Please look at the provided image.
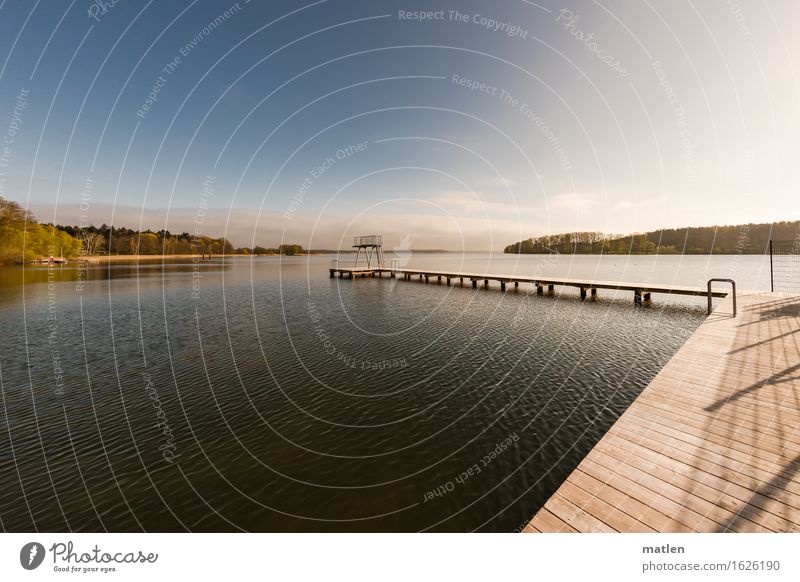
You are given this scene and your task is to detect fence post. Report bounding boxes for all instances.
[769,239,774,292]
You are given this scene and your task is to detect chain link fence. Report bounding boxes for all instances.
[770,240,800,292]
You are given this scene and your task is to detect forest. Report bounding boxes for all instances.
[504,221,800,255]
[0,197,80,263]
[0,196,306,263]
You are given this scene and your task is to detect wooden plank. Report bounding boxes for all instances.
[637,391,800,443]
[577,457,700,532]
[544,493,617,532]
[557,476,656,532]
[612,418,800,499]
[571,465,693,533]
[528,508,579,533]
[589,446,766,531]
[602,431,794,531]
[603,430,800,528]
[570,450,721,531]
[627,399,800,458]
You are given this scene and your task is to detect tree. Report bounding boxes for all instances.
[37,225,81,258]
[80,231,106,255]
[0,197,33,263]
[0,197,81,263]
[279,244,304,255]
[137,232,160,254]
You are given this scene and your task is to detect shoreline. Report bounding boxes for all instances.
[78,253,316,262]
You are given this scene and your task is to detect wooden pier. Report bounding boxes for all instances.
[524,291,800,533]
[330,258,799,531]
[329,265,728,305]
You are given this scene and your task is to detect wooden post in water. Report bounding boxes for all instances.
[484,279,489,289]
[501,281,506,292]
[634,289,651,305]
[472,279,477,289]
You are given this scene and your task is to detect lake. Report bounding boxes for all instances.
[0,253,769,531]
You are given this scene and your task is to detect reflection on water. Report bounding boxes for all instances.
[0,254,764,531]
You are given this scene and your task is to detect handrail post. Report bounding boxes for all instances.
[707,278,736,317]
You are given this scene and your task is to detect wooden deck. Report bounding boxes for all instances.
[330,266,728,303]
[524,291,800,533]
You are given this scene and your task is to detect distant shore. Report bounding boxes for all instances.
[70,250,457,262]
[6,250,465,266]
[78,253,316,262]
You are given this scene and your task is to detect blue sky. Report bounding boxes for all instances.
[0,0,798,250]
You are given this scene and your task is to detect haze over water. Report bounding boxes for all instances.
[0,254,767,531]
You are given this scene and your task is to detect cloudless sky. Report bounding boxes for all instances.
[0,0,798,249]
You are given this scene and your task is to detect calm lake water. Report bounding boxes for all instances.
[0,254,770,532]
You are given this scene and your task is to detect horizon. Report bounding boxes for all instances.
[0,1,797,251]
[30,206,800,252]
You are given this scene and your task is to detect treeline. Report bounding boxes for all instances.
[0,197,81,263]
[54,224,235,256]
[0,196,307,264]
[52,225,307,257]
[504,221,800,255]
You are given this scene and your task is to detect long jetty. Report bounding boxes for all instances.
[329,265,728,304]
[330,262,800,532]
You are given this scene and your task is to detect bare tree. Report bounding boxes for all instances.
[80,231,106,255]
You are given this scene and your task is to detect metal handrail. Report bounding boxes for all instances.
[707,278,736,316]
